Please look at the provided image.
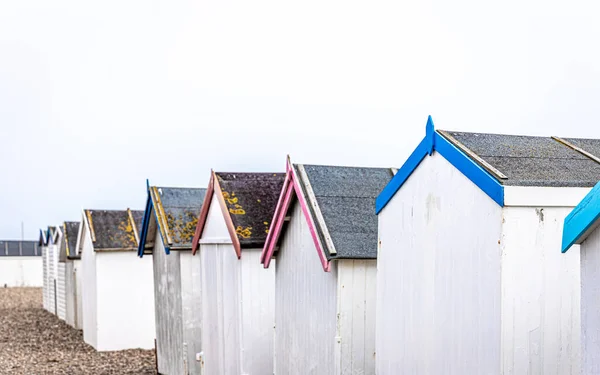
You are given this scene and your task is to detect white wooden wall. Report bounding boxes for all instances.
[0,257,42,287]
[376,152,503,374]
[42,247,48,310]
[74,259,83,330]
[337,259,377,375]
[581,225,600,375]
[57,262,66,320]
[47,244,58,315]
[200,193,275,375]
[65,261,76,327]
[95,251,155,351]
[201,242,242,375]
[274,202,338,375]
[81,225,98,349]
[501,206,581,375]
[180,251,203,375]
[153,234,185,375]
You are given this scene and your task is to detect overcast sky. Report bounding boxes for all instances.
[1,0,600,239]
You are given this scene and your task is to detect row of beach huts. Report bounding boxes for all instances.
[10,117,600,374]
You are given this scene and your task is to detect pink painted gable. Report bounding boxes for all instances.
[261,158,331,272]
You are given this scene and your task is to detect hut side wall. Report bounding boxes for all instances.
[274,202,338,375]
[65,261,76,327]
[201,242,242,375]
[376,152,503,374]
[501,206,580,375]
[337,259,377,375]
[0,257,42,287]
[57,261,66,320]
[239,248,274,374]
[153,234,185,375]
[74,259,83,329]
[95,251,155,351]
[42,247,48,309]
[581,225,600,374]
[47,244,58,314]
[180,251,203,375]
[81,226,98,349]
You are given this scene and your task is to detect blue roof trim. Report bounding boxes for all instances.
[434,132,504,206]
[375,116,504,214]
[137,190,153,258]
[562,181,600,253]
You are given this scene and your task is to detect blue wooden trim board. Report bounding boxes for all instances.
[562,181,600,253]
[137,188,153,258]
[375,116,505,214]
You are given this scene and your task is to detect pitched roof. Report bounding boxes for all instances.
[192,172,286,257]
[64,221,80,259]
[376,116,600,213]
[138,186,206,255]
[562,181,600,253]
[83,209,143,251]
[0,241,40,256]
[262,160,394,270]
[443,131,600,187]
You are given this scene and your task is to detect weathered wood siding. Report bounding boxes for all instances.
[274,202,338,375]
[95,251,155,351]
[152,230,203,375]
[501,206,580,375]
[47,244,58,315]
[200,193,275,375]
[376,152,503,374]
[153,235,183,375]
[581,225,600,375]
[57,262,66,320]
[337,259,377,375]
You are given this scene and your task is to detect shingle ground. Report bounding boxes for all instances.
[0,288,155,375]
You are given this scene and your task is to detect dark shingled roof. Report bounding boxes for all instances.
[64,221,80,259]
[0,241,40,256]
[216,172,286,248]
[152,187,206,248]
[443,131,600,187]
[294,164,394,260]
[85,209,143,250]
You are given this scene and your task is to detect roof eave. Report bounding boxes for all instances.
[562,180,600,253]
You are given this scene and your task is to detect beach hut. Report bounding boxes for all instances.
[41,226,59,314]
[77,208,155,351]
[0,240,42,287]
[60,221,83,329]
[374,117,600,374]
[190,171,285,375]
[137,186,206,375]
[261,159,393,375]
[39,230,49,309]
[562,181,600,374]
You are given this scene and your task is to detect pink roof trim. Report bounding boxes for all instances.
[261,158,330,272]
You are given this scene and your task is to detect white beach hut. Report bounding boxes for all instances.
[261,159,393,375]
[60,221,83,329]
[0,240,42,287]
[41,226,59,314]
[562,180,600,374]
[375,117,600,374]
[190,171,284,375]
[77,208,155,351]
[137,185,206,375]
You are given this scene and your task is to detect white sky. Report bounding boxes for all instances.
[1,0,600,238]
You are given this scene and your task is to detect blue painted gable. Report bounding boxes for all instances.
[562,180,600,253]
[137,180,170,257]
[375,116,505,214]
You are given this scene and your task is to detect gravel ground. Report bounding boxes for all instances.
[0,288,156,375]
